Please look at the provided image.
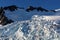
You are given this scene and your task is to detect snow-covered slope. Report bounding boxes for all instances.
[4,9,60,22]
[0,15,60,40]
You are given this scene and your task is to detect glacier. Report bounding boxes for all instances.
[0,15,60,40]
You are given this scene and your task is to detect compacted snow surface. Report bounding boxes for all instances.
[0,15,60,40]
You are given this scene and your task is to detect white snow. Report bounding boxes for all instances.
[55,9,60,11]
[44,16,60,21]
[0,15,60,40]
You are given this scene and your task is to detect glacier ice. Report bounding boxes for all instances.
[0,15,60,40]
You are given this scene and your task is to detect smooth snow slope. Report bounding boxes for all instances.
[4,9,60,21]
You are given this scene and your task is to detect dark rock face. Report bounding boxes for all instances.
[26,6,56,12]
[3,5,18,11]
[26,6,49,12]
[0,16,14,25]
[26,6,36,12]
[0,7,14,26]
[37,7,49,12]
[3,5,24,12]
